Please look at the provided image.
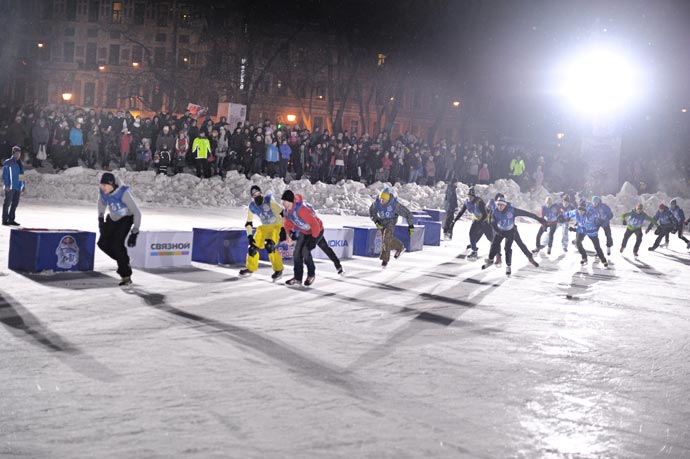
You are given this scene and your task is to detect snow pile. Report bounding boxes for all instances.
[20,167,690,223]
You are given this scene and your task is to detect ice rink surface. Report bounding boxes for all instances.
[1,201,690,458]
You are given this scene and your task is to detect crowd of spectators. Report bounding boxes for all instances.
[1,102,685,196]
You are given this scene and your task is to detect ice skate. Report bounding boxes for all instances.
[337,266,345,276]
[118,276,132,286]
[505,265,511,275]
[528,257,539,267]
[304,276,315,287]
[239,268,253,277]
[580,258,588,265]
[467,250,478,260]
[271,270,283,282]
[481,258,494,270]
[606,246,611,256]
[547,247,551,255]
[381,260,388,269]
[285,277,301,286]
[620,246,625,253]
[494,254,502,267]
[531,245,543,254]
[394,247,406,259]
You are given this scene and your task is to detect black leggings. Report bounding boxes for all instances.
[97,215,133,277]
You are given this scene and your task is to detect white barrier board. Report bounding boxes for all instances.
[128,231,193,269]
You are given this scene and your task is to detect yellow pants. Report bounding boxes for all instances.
[246,223,284,272]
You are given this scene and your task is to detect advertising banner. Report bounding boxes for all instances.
[129,231,193,269]
[9,229,96,273]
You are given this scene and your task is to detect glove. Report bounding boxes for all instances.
[279,227,287,242]
[645,227,651,234]
[127,231,139,248]
[568,227,576,233]
[98,217,105,231]
[374,219,383,230]
[289,230,297,241]
[247,234,255,246]
[408,225,415,236]
[305,236,318,251]
[621,218,626,225]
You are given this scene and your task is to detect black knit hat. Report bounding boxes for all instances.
[250,185,261,195]
[467,187,476,197]
[281,190,295,203]
[100,172,116,186]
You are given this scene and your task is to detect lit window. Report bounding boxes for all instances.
[112,1,123,23]
[377,53,386,66]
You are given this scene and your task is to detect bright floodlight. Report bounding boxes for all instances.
[560,48,637,116]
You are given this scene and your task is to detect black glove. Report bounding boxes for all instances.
[305,236,318,251]
[568,227,577,233]
[247,234,255,246]
[289,230,297,241]
[374,219,383,229]
[98,217,105,231]
[127,231,139,247]
[279,227,287,242]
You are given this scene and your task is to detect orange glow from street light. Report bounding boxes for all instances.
[37,43,44,48]
[682,108,688,113]
[62,93,73,102]
[452,101,460,107]
[132,62,140,67]
[98,65,106,71]
[286,114,297,123]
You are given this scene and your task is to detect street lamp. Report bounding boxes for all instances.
[682,108,688,113]
[37,43,44,48]
[132,62,140,67]
[98,65,106,71]
[452,101,460,107]
[62,92,73,102]
[286,114,297,123]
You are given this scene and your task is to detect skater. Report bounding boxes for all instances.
[239,185,284,281]
[564,201,608,267]
[533,196,561,255]
[591,196,614,255]
[646,203,678,251]
[369,187,414,268]
[665,198,690,249]
[451,186,493,259]
[97,172,142,286]
[556,193,575,252]
[620,203,656,257]
[482,195,542,275]
[281,190,323,286]
[443,179,458,240]
[2,146,25,226]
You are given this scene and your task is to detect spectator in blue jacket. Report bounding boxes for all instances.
[2,146,26,226]
[565,202,608,267]
[69,122,84,167]
[279,139,291,179]
[265,140,279,178]
[590,196,614,255]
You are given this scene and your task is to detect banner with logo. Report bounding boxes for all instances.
[129,231,193,269]
[313,228,354,260]
[187,103,208,120]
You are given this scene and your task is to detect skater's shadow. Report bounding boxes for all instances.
[140,266,236,284]
[657,252,690,267]
[123,286,362,393]
[17,271,115,290]
[0,290,119,381]
[564,265,616,300]
[621,256,665,277]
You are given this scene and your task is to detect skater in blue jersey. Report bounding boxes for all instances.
[97,172,142,286]
[665,198,690,249]
[590,196,614,255]
[532,196,561,255]
[646,203,678,251]
[482,195,542,275]
[451,187,493,260]
[239,185,284,281]
[564,202,608,266]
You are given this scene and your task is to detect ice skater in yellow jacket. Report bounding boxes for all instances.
[239,185,285,281]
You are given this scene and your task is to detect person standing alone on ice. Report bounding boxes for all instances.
[369,187,414,268]
[239,185,284,281]
[281,190,323,287]
[2,146,25,226]
[97,172,142,286]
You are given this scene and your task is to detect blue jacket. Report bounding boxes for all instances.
[565,208,600,237]
[541,203,562,224]
[2,157,26,191]
[651,208,678,229]
[670,206,685,228]
[488,200,541,232]
[279,144,292,160]
[621,209,656,230]
[591,203,614,224]
[69,127,84,146]
[266,144,279,162]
